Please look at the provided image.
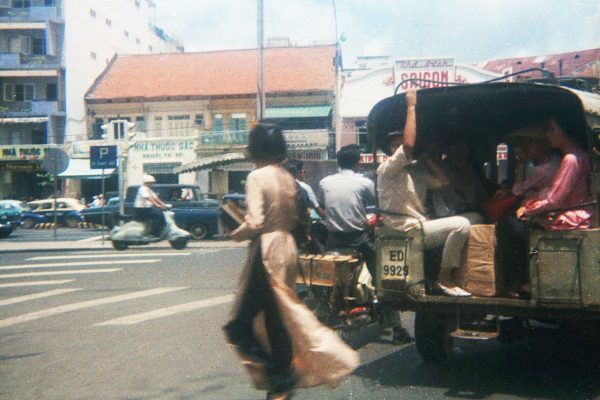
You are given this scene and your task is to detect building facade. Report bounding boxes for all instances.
[0,0,181,200]
[83,45,335,198]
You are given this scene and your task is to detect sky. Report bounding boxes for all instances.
[151,0,600,67]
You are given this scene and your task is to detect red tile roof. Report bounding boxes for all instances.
[87,46,335,101]
[477,48,600,77]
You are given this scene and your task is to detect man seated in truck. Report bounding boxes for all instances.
[376,89,474,297]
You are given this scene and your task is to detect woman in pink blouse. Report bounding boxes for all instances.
[516,119,592,230]
[497,118,592,298]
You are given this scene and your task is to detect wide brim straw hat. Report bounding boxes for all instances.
[505,122,548,145]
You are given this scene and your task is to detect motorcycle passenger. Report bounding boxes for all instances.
[134,174,166,236]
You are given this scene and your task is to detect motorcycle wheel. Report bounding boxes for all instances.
[170,238,188,250]
[112,240,128,251]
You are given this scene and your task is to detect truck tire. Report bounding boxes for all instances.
[414,311,453,363]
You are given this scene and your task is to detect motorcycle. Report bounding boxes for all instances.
[109,206,191,250]
[296,212,387,337]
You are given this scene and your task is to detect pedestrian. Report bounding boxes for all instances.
[223,122,359,400]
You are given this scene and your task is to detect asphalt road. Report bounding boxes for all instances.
[1,247,599,400]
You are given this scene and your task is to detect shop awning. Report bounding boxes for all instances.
[265,105,331,119]
[58,158,115,179]
[0,117,48,124]
[174,152,247,174]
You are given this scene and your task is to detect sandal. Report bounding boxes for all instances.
[435,282,471,297]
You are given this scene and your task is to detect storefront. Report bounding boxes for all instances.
[0,144,54,200]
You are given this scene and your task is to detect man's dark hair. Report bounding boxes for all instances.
[247,122,287,162]
[336,144,361,169]
[379,130,403,156]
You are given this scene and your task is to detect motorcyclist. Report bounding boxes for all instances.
[134,174,166,236]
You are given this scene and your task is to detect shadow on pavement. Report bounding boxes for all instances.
[354,334,600,400]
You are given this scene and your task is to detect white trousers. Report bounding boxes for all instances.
[422,212,483,272]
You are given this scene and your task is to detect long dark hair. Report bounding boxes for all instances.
[247,122,287,163]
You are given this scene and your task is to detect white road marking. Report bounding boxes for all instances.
[0,259,159,271]
[0,269,121,279]
[0,287,187,329]
[0,288,82,306]
[96,294,235,326]
[28,253,190,261]
[78,235,105,242]
[0,279,75,288]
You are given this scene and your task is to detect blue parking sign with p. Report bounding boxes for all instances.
[90,145,117,169]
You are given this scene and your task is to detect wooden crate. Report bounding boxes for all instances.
[296,254,359,287]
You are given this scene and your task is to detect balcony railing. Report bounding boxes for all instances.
[0,100,58,116]
[0,52,61,69]
[0,5,61,20]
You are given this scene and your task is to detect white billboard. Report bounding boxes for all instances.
[394,58,453,91]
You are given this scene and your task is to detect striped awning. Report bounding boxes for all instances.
[174,152,247,174]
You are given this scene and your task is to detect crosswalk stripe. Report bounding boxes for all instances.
[0,287,187,329]
[28,253,191,261]
[0,280,75,288]
[95,294,234,326]
[0,288,82,306]
[0,269,121,279]
[78,235,104,242]
[0,260,159,271]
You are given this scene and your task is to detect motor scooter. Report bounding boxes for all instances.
[109,206,191,250]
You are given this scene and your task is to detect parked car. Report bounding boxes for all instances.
[20,198,85,229]
[0,200,23,229]
[79,197,120,228]
[95,185,220,240]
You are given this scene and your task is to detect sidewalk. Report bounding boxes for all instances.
[0,237,247,254]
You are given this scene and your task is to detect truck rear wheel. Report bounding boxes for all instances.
[414,311,453,363]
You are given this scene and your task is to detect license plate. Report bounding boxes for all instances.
[380,246,409,280]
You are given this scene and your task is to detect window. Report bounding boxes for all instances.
[105,18,112,27]
[136,37,141,45]
[167,115,191,137]
[44,0,55,6]
[194,114,205,127]
[90,51,97,60]
[228,113,247,132]
[4,83,34,101]
[355,120,368,152]
[32,38,46,55]
[135,0,140,7]
[92,118,104,139]
[12,0,31,8]
[124,30,129,38]
[213,114,223,132]
[135,116,145,132]
[148,45,153,52]
[154,116,163,137]
[45,83,57,101]
[90,8,96,17]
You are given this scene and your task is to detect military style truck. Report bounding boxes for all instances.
[367,82,600,362]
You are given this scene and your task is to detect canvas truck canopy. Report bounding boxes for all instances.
[367,82,592,156]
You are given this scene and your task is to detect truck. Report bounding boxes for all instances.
[366,81,600,362]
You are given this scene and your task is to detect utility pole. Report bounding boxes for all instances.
[257,0,265,121]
